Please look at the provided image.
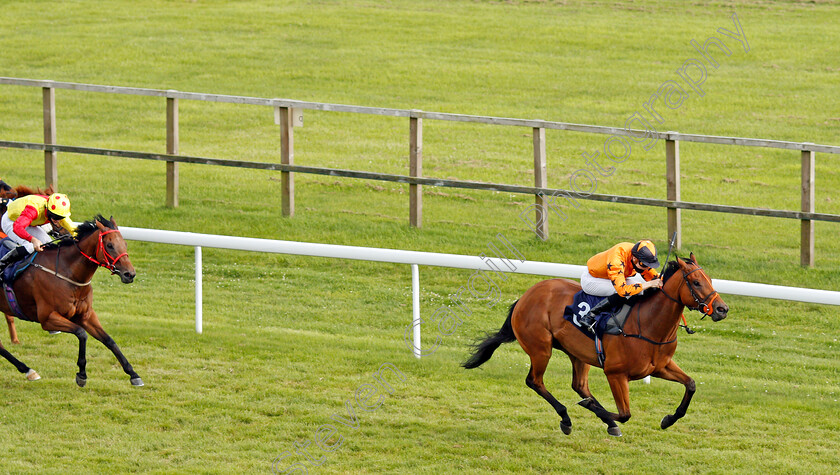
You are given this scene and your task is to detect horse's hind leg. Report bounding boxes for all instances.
[524,347,573,435]
[6,314,19,344]
[0,341,39,381]
[569,357,621,435]
[652,359,695,429]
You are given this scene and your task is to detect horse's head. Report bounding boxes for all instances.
[664,253,729,321]
[92,216,136,284]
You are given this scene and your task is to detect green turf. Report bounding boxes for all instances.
[0,0,839,473]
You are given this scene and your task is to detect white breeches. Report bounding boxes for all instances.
[580,271,644,297]
[1,213,52,253]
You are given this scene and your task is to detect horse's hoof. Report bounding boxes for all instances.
[76,375,87,387]
[661,415,673,429]
[560,422,572,435]
[25,369,41,381]
[607,426,622,437]
[130,377,144,387]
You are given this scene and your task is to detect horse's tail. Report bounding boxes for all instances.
[462,300,519,369]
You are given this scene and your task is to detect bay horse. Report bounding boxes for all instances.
[463,254,728,436]
[0,183,55,344]
[0,214,143,387]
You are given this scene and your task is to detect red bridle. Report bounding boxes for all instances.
[77,229,128,274]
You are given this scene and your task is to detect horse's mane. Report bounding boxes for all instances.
[14,184,54,197]
[660,259,682,283]
[45,215,115,248]
[633,258,681,305]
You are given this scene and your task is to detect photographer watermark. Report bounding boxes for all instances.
[520,12,749,239]
[402,233,525,357]
[271,362,407,474]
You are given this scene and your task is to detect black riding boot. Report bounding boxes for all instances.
[0,246,29,276]
[579,293,625,331]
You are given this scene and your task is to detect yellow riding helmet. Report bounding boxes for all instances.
[47,193,71,218]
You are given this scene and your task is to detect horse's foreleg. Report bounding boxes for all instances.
[81,311,143,387]
[652,359,695,429]
[40,311,88,387]
[5,314,19,344]
[570,357,621,432]
[603,372,632,437]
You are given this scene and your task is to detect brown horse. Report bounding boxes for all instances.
[0,183,56,344]
[463,254,728,436]
[0,214,143,386]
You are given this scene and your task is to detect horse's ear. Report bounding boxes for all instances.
[676,256,688,268]
[110,216,117,226]
[689,252,697,264]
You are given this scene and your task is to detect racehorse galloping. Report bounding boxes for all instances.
[463,254,728,436]
[0,214,143,387]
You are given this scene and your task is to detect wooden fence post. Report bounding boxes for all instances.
[666,136,681,249]
[801,147,815,267]
[533,127,547,240]
[166,96,179,208]
[279,107,294,217]
[42,86,57,188]
[410,112,422,228]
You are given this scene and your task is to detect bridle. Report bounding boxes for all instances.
[75,228,128,275]
[661,265,720,317]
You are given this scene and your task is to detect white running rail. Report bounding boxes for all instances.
[118,227,840,356]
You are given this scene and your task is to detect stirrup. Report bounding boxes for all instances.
[579,314,597,332]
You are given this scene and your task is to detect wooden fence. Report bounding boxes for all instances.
[2,77,839,267]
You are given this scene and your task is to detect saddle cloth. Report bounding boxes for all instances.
[0,238,36,283]
[563,290,632,340]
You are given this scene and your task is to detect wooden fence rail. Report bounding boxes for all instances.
[2,77,839,266]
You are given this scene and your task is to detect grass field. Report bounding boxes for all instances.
[1,0,839,473]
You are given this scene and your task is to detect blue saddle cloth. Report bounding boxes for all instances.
[0,239,37,283]
[563,291,614,341]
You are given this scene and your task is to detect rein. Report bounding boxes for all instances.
[619,301,678,346]
[618,263,719,345]
[32,263,91,287]
[31,227,127,286]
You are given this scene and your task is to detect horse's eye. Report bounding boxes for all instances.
[693,280,701,286]
[106,243,115,250]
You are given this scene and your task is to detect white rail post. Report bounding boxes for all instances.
[411,264,421,358]
[195,246,203,334]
